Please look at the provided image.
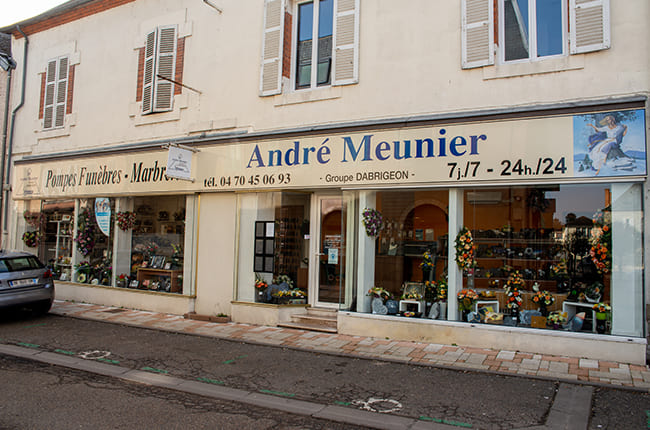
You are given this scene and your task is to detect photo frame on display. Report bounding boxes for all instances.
[129,280,139,288]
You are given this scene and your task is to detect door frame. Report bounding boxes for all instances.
[308,192,344,309]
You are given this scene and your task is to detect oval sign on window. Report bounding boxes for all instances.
[95,198,111,237]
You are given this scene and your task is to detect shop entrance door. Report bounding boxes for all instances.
[313,194,345,308]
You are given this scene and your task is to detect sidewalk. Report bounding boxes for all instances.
[50,300,650,391]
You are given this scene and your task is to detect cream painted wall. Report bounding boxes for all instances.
[6,0,649,158]
[194,193,237,317]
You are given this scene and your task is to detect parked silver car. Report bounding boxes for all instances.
[0,251,54,315]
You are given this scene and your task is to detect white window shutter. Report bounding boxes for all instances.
[461,0,494,69]
[570,0,610,54]
[43,60,57,129]
[142,30,157,114]
[153,25,177,111]
[260,0,284,96]
[54,57,68,127]
[332,0,359,86]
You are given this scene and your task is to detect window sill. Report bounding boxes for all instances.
[129,93,188,126]
[274,86,342,107]
[483,54,585,80]
[35,113,76,142]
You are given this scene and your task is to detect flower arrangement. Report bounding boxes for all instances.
[367,286,390,300]
[361,208,384,238]
[255,273,268,291]
[171,243,183,256]
[22,230,40,248]
[532,290,555,308]
[457,288,479,312]
[592,302,611,314]
[273,274,294,288]
[550,260,568,279]
[145,242,159,258]
[590,207,611,274]
[74,208,96,257]
[420,250,435,270]
[504,271,524,309]
[584,282,602,302]
[116,211,137,231]
[506,271,526,290]
[401,292,423,300]
[547,312,567,327]
[454,227,475,271]
[424,280,438,302]
[23,210,44,228]
[437,277,448,301]
[272,289,306,298]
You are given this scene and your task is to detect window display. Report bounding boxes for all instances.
[237,192,310,303]
[73,199,114,285]
[129,196,186,293]
[352,184,642,337]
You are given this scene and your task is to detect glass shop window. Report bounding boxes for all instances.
[73,198,115,285]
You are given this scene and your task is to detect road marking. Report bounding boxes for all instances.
[141,366,168,374]
[197,377,225,385]
[352,398,402,414]
[420,416,473,428]
[79,350,111,360]
[23,323,46,328]
[223,354,247,364]
[97,358,120,364]
[16,342,39,348]
[55,349,76,355]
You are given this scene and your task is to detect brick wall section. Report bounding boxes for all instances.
[38,72,46,120]
[66,64,75,114]
[282,11,292,79]
[136,47,144,102]
[174,37,185,95]
[11,0,137,38]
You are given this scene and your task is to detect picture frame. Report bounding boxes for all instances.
[164,262,172,270]
[129,280,139,288]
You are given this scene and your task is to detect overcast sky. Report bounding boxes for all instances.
[1,0,69,28]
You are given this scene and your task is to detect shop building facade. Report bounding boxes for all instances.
[2,0,648,364]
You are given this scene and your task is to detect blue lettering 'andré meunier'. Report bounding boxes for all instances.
[245,131,486,168]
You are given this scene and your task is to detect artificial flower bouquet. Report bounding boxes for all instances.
[457,288,479,312]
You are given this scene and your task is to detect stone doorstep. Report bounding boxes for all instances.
[291,314,337,328]
[277,321,338,334]
[183,312,231,323]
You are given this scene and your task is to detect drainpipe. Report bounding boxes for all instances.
[1,26,28,247]
[0,53,16,249]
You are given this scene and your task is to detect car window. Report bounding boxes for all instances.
[0,257,44,273]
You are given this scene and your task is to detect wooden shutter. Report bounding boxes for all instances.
[154,26,177,111]
[43,57,68,129]
[43,60,57,129]
[142,30,156,113]
[461,0,494,69]
[54,57,68,127]
[332,0,359,86]
[570,0,610,54]
[260,0,284,96]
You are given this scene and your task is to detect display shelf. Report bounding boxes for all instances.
[137,268,182,293]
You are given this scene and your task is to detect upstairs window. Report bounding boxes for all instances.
[41,56,69,129]
[461,0,610,69]
[260,0,359,96]
[296,0,333,89]
[500,0,565,62]
[141,25,177,114]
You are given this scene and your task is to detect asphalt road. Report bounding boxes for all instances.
[0,311,648,429]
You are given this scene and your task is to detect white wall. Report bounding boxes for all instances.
[194,192,237,316]
[7,0,649,158]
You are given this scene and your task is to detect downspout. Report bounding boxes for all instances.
[0,57,13,248]
[2,25,28,246]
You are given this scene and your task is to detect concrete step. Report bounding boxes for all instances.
[277,321,338,333]
[278,307,338,333]
[292,314,337,329]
